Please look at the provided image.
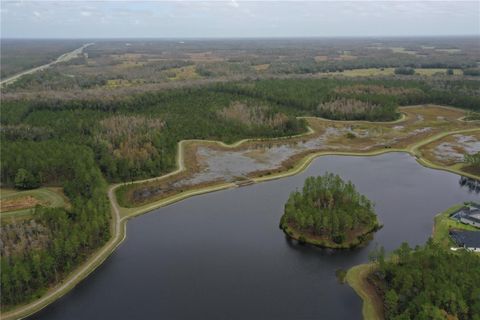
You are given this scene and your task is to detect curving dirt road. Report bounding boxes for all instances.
[3,107,479,320]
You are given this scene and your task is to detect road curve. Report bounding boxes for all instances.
[2,185,123,320]
[3,108,479,320]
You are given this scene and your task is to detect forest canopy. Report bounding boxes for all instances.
[280,173,379,248]
[1,76,478,308]
[369,240,480,320]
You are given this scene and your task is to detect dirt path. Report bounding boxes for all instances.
[3,107,479,320]
[0,43,93,87]
[2,186,122,320]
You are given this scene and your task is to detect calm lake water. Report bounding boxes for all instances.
[32,153,479,320]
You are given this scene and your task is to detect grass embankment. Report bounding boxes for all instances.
[280,222,380,249]
[6,106,479,320]
[408,128,480,181]
[117,105,479,209]
[0,187,68,219]
[116,125,316,209]
[417,130,480,177]
[346,264,384,320]
[0,185,124,320]
[346,203,480,320]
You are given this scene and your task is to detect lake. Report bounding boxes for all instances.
[31,152,479,320]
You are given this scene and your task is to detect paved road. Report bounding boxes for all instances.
[0,43,93,87]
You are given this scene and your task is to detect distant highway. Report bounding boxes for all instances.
[0,43,94,87]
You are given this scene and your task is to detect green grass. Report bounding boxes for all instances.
[345,264,383,320]
[0,187,68,218]
[432,203,478,249]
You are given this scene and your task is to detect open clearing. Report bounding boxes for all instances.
[418,131,480,175]
[0,188,68,218]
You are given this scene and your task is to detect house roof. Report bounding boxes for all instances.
[452,205,480,224]
[468,212,480,223]
[450,230,480,248]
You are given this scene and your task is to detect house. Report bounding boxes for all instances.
[449,230,480,252]
[450,203,480,228]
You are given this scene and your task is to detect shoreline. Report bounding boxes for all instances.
[280,221,381,249]
[345,203,480,320]
[3,106,479,320]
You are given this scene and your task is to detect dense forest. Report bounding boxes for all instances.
[1,90,305,183]
[0,39,85,79]
[5,37,479,92]
[0,142,110,306]
[280,173,379,247]
[369,240,480,320]
[1,76,479,307]
[3,78,480,184]
[213,78,480,118]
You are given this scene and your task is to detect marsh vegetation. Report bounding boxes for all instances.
[1,38,479,315]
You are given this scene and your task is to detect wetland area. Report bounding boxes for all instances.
[31,153,479,320]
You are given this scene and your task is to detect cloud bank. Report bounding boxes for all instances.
[1,1,479,38]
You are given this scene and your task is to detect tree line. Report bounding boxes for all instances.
[281,173,378,245]
[2,78,479,184]
[1,142,110,306]
[369,240,480,320]
[1,77,478,305]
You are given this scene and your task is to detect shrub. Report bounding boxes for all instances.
[14,168,39,189]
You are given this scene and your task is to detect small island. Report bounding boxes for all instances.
[280,173,380,249]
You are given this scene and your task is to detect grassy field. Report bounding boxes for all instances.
[390,47,418,55]
[168,65,200,81]
[0,187,68,219]
[253,64,270,72]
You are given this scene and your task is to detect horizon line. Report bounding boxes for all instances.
[2,34,479,40]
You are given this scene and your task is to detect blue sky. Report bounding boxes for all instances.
[1,1,479,38]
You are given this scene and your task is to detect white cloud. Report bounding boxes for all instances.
[229,0,240,8]
[1,1,478,38]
